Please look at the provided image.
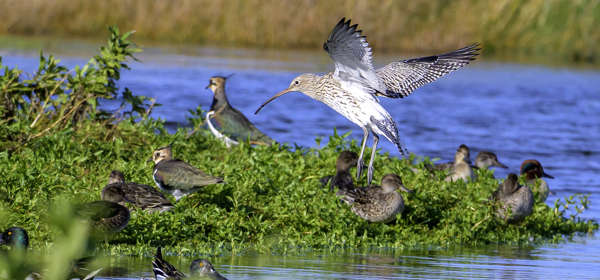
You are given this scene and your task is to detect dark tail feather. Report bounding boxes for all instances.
[370,116,408,157]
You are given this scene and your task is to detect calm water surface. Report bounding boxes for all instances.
[1,44,599,279]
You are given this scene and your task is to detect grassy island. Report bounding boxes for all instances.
[0,27,597,279]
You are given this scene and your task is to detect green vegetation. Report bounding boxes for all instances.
[0,0,598,63]
[0,26,597,278]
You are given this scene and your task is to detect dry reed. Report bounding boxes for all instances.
[0,0,598,61]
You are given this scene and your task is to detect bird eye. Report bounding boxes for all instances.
[294,80,299,85]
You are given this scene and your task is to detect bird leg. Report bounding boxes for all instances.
[356,127,369,181]
[367,134,379,185]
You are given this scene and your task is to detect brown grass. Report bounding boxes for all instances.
[0,0,598,61]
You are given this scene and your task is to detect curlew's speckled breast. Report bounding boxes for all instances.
[312,73,392,129]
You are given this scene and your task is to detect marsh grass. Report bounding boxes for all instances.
[0,27,597,275]
[0,121,596,255]
[0,0,598,63]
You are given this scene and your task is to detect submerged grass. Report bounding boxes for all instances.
[0,0,598,63]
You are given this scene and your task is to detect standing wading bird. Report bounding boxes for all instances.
[149,145,224,201]
[204,76,273,147]
[255,18,480,184]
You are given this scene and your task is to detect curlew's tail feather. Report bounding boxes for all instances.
[370,116,408,157]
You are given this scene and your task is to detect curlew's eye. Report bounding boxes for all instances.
[294,80,299,85]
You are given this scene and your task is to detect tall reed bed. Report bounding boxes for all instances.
[0,0,598,61]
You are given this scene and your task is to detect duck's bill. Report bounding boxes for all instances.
[254,89,291,114]
[543,172,554,179]
[399,185,414,194]
[495,161,509,168]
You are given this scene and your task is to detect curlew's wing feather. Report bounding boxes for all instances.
[376,43,480,98]
[370,116,408,156]
[323,17,386,94]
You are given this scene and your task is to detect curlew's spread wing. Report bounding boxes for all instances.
[376,43,480,98]
[323,17,386,94]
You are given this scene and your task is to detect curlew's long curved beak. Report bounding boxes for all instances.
[254,89,292,114]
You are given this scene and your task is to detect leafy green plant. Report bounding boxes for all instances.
[0,25,597,270]
[0,26,156,148]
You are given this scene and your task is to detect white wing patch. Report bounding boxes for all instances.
[324,18,387,96]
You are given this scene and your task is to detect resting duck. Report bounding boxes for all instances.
[520,159,554,203]
[102,170,174,212]
[337,174,413,223]
[491,173,534,223]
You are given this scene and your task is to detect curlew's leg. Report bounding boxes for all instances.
[357,127,369,180]
[367,133,379,185]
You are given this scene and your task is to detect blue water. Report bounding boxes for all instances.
[1,45,599,279]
